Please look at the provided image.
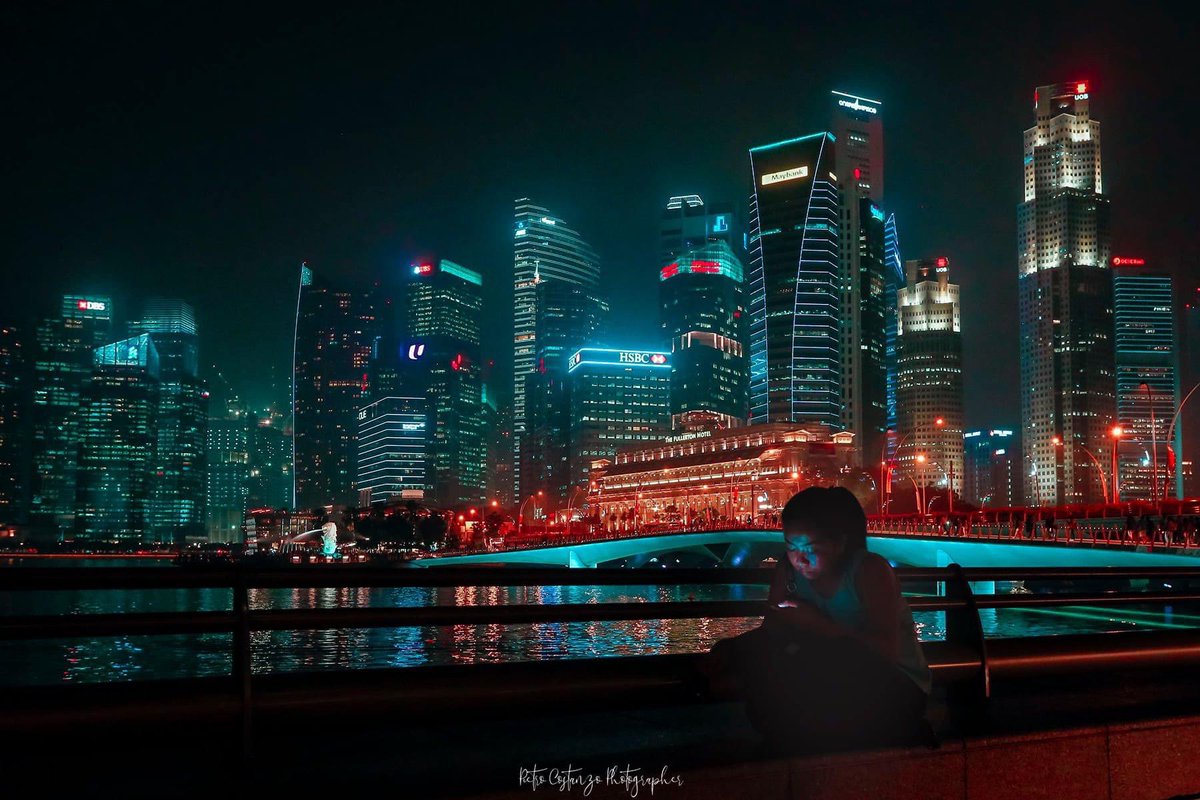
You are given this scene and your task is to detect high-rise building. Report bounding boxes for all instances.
[247,409,291,511]
[29,295,113,540]
[1112,260,1178,502]
[405,259,485,505]
[567,348,671,493]
[292,263,375,510]
[1018,81,1114,506]
[896,258,964,499]
[520,279,608,511]
[883,213,904,451]
[485,390,514,509]
[1182,296,1200,498]
[963,429,1021,508]
[206,396,250,541]
[831,91,888,467]
[512,200,601,497]
[659,195,736,264]
[660,239,747,431]
[130,299,207,541]
[74,335,160,542]
[0,326,30,528]
[356,395,426,505]
[747,133,842,427]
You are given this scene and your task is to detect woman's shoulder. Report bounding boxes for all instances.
[851,550,899,590]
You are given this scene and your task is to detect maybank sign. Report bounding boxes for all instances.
[568,348,670,373]
[761,166,809,186]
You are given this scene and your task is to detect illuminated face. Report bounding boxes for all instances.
[784,531,844,581]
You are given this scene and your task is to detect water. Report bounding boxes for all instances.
[2,558,1195,686]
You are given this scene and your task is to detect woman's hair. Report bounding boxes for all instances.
[781,486,868,553]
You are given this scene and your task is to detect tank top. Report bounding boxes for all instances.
[786,548,932,695]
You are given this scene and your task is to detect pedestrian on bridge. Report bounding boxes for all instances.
[696,487,932,754]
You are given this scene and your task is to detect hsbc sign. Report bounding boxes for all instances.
[568,348,671,372]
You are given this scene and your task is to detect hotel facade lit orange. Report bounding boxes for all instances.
[585,423,855,530]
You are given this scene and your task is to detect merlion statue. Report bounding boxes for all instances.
[320,522,339,557]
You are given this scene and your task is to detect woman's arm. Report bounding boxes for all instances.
[766,560,789,606]
[766,552,902,664]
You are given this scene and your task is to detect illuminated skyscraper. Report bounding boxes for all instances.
[356,395,426,504]
[567,348,671,491]
[963,429,1020,508]
[1112,261,1178,501]
[747,133,842,427]
[883,213,904,450]
[659,194,736,264]
[831,91,888,467]
[512,200,600,497]
[404,259,485,505]
[1182,297,1200,498]
[292,264,375,510]
[1018,81,1114,505]
[29,295,113,540]
[74,335,160,542]
[0,326,29,527]
[896,258,963,498]
[520,280,608,511]
[130,298,207,542]
[660,239,747,431]
[206,395,250,541]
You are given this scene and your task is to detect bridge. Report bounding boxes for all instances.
[416,523,1200,569]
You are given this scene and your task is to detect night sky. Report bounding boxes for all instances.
[5,2,1197,425]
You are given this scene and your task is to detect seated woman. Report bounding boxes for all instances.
[699,486,932,754]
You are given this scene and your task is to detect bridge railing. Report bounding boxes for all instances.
[867,518,1200,549]
[6,565,1200,755]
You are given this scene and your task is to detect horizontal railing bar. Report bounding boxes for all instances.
[988,630,1200,677]
[0,611,239,641]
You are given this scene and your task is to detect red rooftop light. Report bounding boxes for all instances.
[1076,82,1088,93]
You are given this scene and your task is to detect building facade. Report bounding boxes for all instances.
[883,213,904,452]
[587,423,856,530]
[1182,298,1200,498]
[831,91,888,467]
[1018,82,1114,506]
[512,200,601,498]
[660,239,747,432]
[405,259,485,505]
[29,295,113,540]
[1113,261,1179,502]
[567,348,671,495]
[74,335,160,542]
[963,429,1021,508]
[0,326,29,528]
[356,395,426,505]
[659,195,736,264]
[206,396,251,542]
[747,133,842,427]
[130,299,208,541]
[292,263,375,510]
[895,258,964,501]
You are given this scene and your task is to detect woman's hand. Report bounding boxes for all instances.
[765,599,834,634]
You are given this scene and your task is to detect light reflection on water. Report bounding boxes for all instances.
[2,559,1198,685]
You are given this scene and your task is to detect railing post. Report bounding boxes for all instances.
[232,567,253,763]
[943,564,990,731]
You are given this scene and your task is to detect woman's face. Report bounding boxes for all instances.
[784,530,844,581]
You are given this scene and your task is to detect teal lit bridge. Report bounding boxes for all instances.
[414,527,1200,569]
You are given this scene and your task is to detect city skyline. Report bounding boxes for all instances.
[4,5,1196,433]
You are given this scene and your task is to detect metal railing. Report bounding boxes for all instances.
[6,565,1200,756]
[867,519,1200,549]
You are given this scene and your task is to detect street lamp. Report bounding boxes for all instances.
[883,430,917,513]
[915,453,928,516]
[1163,381,1200,503]
[1110,426,1124,504]
[518,491,543,537]
[1056,436,1109,505]
[935,417,953,514]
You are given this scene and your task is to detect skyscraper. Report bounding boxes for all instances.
[130,299,207,542]
[0,326,30,528]
[963,429,1020,508]
[74,335,160,542]
[1018,81,1114,506]
[206,395,250,542]
[660,239,747,431]
[292,263,375,510]
[520,279,608,511]
[512,200,601,497]
[1112,260,1178,502]
[405,259,485,505]
[896,258,964,500]
[883,213,904,450]
[356,395,426,505]
[747,133,842,427]
[567,348,671,492]
[247,409,291,511]
[29,295,113,540]
[659,195,736,264]
[831,91,888,467]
